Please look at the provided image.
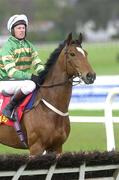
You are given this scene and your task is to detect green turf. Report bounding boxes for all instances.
[64,123,107,152]
[69,109,119,117]
[39,42,119,75]
[0,144,28,155]
[63,122,119,152]
[84,42,119,75]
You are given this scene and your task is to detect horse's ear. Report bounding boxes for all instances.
[78,33,83,44]
[66,32,72,45]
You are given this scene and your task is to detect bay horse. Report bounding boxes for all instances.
[0,33,96,157]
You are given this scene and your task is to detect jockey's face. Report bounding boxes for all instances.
[14,24,26,40]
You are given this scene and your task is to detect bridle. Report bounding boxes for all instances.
[37,45,82,88]
[64,45,82,82]
[35,44,83,116]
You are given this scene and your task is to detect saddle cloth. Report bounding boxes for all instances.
[0,93,34,126]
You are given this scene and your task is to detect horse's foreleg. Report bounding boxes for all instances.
[29,142,44,157]
[55,146,62,159]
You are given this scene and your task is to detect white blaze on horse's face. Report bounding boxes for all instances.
[76,47,85,57]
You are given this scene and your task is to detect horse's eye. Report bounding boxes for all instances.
[70,52,75,56]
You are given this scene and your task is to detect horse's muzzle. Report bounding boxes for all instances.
[83,72,96,84]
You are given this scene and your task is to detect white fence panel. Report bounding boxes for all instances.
[0,163,119,180]
[69,75,119,110]
[69,76,119,151]
[105,88,119,151]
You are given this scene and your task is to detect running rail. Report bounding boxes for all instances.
[0,163,119,180]
[104,87,119,151]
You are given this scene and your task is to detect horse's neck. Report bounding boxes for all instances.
[37,62,72,111]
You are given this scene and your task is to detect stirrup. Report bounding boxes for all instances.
[2,108,16,121]
[10,108,16,121]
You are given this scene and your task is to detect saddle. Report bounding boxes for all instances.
[0,91,37,147]
[0,92,35,126]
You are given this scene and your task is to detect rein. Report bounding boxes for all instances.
[37,78,71,88]
[37,76,81,88]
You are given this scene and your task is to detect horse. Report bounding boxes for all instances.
[0,33,96,157]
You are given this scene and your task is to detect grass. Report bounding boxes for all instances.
[0,41,119,154]
[64,122,119,152]
[0,144,28,154]
[84,42,119,75]
[38,41,119,75]
[64,123,107,152]
[69,109,119,117]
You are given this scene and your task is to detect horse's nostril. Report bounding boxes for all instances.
[86,72,92,80]
[93,73,96,80]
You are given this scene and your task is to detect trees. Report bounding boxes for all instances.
[0,0,119,40]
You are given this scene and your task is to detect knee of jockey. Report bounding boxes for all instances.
[21,80,36,95]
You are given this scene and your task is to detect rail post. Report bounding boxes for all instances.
[105,88,119,151]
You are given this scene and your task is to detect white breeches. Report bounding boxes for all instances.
[0,80,36,95]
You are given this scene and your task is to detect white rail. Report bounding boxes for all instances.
[0,163,118,180]
[70,116,119,123]
[104,88,119,151]
[70,75,119,110]
[70,87,119,152]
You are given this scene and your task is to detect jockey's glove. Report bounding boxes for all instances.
[31,71,45,85]
[31,74,39,84]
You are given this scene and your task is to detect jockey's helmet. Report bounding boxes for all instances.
[7,14,28,32]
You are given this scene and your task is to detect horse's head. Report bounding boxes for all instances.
[62,33,96,84]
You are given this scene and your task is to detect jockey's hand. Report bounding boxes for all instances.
[31,71,45,85]
[31,74,39,84]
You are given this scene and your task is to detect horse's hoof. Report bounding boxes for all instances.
[56,153,62,159]
[29,155,36,160]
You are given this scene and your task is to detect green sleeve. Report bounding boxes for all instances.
[30,43,44,74]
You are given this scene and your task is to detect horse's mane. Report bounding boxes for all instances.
[37,40,66,86]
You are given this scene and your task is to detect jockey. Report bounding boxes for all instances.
[0,14,44,121]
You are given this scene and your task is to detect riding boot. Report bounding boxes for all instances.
[2,89,27,121]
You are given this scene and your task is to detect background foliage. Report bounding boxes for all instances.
[0,0,119,41]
